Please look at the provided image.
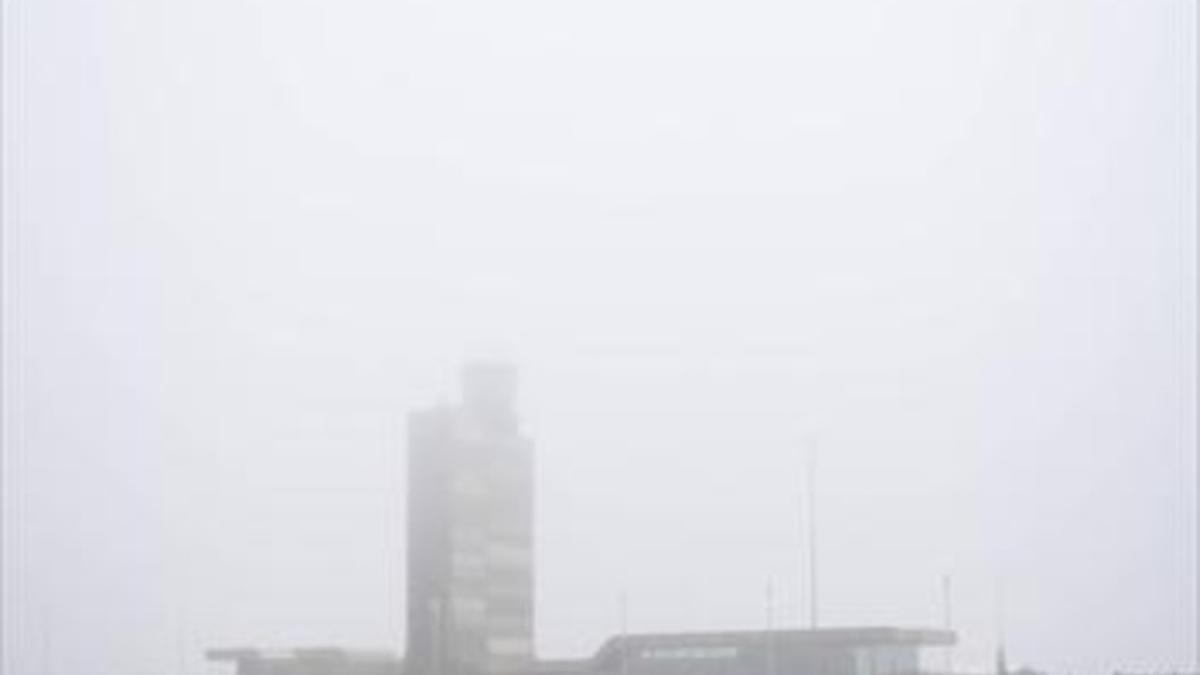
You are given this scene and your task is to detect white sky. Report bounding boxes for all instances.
[3,2,1196,675]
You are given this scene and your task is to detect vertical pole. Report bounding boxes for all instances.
[620,591,630,675]
[765,579,776,675]
[806,448,819,630]
[797,480,806,631]
[941,575,953,675]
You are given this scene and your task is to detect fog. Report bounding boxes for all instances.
[2,2,1196,675]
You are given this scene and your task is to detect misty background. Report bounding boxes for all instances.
[2,2,1196,675]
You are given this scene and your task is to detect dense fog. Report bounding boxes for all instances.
[3,2,1196,675]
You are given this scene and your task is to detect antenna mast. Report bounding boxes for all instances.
[765,579,776,675]
[620,591,630,675]
[942,574,953,675]
[806,442,819,629]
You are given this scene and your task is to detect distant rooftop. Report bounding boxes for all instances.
[208,627,954,669]
[597,627,957,652]
[604,624,960,648]
[206,647,400,663]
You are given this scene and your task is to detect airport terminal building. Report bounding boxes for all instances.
[208,365,955,675]
[208,627,954,675]
[585,628,954,675]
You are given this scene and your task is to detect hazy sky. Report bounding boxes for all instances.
[3,2,1196,675]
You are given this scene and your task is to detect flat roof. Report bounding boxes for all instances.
[207,627,955,667]
[206,647,399,663]
[594,627,956,661]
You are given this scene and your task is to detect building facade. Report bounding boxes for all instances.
[583,628,954,675]
[406,363,536,675]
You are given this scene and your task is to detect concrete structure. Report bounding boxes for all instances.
[406,363,536,675]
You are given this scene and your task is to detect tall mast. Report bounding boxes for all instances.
[765,578,776,675]
[942,574,953,675]
[620,590,630,675]
[806,444,819,630]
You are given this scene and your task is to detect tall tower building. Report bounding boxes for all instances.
[407,363,535,675]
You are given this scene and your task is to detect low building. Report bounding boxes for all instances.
[208,627,954,675]
[206,648,402,675]
[588,627,955,675]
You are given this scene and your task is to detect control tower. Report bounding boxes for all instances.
[406,363,535,675]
